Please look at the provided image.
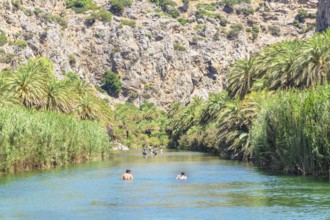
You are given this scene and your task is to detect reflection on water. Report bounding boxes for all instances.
[0,150,329,219]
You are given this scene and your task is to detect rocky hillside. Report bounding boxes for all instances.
[0,0,317,107]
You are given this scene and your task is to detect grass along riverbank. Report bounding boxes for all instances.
[0,106,110,173]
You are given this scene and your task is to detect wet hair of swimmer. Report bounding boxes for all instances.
[181,171,185,175]
[126,169,131,173]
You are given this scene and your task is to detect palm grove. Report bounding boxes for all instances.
[0,58,167,173]
[167,29,330,176]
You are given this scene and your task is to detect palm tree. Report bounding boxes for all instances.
[294,34,330,87]
[199,92,229,125]
[167,102,182,118]
[263,41,302,90]
[216,99,245,156]
[7,61,48,108]
[166,97,204,141]
[0,72,18,106]
[227,56,256,100]
[215,94,265,160]
[74,94,103,120]
[98,98,114,125]
[44,79,73,113]
[6,58,56,108]
[239,90,273,159]
[72,79,96,98]
[114,103,142,139]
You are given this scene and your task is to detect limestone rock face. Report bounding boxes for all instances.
[317,0,330,31]
[0,0,317,107]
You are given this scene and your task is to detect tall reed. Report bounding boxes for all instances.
[0,106,110,173]
[251,86,330,175]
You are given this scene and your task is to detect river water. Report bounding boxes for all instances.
[0,151,329,219]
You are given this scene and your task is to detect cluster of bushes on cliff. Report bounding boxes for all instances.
[166,29,330,176]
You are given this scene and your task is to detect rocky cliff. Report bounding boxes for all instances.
[317,0,330,31]
[0,0,317,107]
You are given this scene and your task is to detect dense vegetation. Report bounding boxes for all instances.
[166,29,330,176]
[102,71,122,97]
[252,86,330,175]
[0,107,110,173]
[0,57,170,173]
[0,58,113,173]
[114,102,169,148]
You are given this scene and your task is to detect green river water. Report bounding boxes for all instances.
[0,151,329,219]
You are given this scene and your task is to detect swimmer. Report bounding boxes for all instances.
[176,171,187,180]
[122,169,133,180]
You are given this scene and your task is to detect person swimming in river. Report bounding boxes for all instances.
[122,169,133,180]
[142,148,148,156]
[176,171,187,180]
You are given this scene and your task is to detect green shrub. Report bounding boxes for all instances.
[251,25,260,40]
[102,71,122,96]
[149,0,178,17]
[240,6,254,16]
[295,9,308,23]
[69,55,76,66]
[174,44,187,51]
[34,8,42,15]
[293,19,302,28]
[219,15,228,27]
[226,23,243,40]
[86,9,112,24]
[110,0,133,16]
[66,0,97,13]
[145,34,153,39]
[169,8,180,18]
[222,0,251,5]
[268,25,280,36]
[195,9,218,19]
[22,8,33,16]
[0,30,7,46]
[194,24,204,30]
[177,18,189,25]
[222,0,251,13]
[295,9,316,23]
[120,19,136,27]
[11,0,20,9]
[196,3,217,11]
[0,50,15,64]
[43,14,68,28]
[14,40,28,49]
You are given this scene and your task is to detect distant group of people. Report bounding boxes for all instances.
[142,146,163,156]
[121,169,187,180]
